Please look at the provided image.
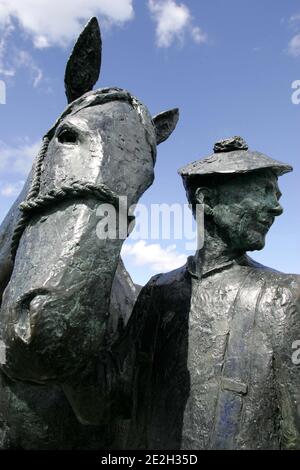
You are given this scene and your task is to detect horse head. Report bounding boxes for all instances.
[0,18,179,384]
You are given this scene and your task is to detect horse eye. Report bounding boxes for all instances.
[57,127,79,144]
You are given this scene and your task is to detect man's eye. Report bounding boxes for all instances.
[57,128,79,144]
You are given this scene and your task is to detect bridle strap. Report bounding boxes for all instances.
[11,181,129,261]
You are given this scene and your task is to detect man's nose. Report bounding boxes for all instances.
[269,203,283,217]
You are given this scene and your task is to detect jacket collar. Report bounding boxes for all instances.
[187,252,254,279]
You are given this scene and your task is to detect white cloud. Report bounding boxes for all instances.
[0,21,15,77]
[15,50,43,87]
[0,0,134,49]
[0,139,41,176]
[148,0,207,48]
[287,13,300,57]
[0,181,24,197]
[0,22,43,86]
[121,240,187,272]
[191,26,207,44]
[288,34,300,57]
[290,14,300,23]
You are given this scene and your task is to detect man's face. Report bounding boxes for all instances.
[208,170,283,252]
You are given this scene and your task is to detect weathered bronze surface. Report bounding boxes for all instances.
[0,15,298,451]
[0,18,178,448]
[121,137,300,449]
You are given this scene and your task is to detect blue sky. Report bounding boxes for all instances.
[0,0,299,285]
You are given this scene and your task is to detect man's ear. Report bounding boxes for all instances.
[195,187,215,216]
[153,108,179,145]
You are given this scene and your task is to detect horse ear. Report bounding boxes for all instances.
[64,17,102,104]
[153,108,179,145]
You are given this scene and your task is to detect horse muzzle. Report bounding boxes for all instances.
[0,287,106,383]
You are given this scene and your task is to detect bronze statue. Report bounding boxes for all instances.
[0,15,299,451]
[0,18,178,449]
[121,136,300,449]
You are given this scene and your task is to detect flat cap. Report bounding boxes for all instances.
[178,136,293,178]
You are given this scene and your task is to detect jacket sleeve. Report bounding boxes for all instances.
[273,276,300,449]
[109,274,161,419]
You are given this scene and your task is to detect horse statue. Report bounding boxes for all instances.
[0,17,179,449]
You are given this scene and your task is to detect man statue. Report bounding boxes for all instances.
[123,136,300,450]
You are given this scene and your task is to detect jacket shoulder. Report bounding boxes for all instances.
[249,261,300,336]
[151,263,189,287]
[245,255,300,294]
[134,263,191,319]
[257,267,300,297]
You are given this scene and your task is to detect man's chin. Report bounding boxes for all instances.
[246,235,266,252]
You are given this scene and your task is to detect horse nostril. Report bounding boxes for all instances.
[28,295,46,315]
[14,290,50,343]
[19,290,49,314]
